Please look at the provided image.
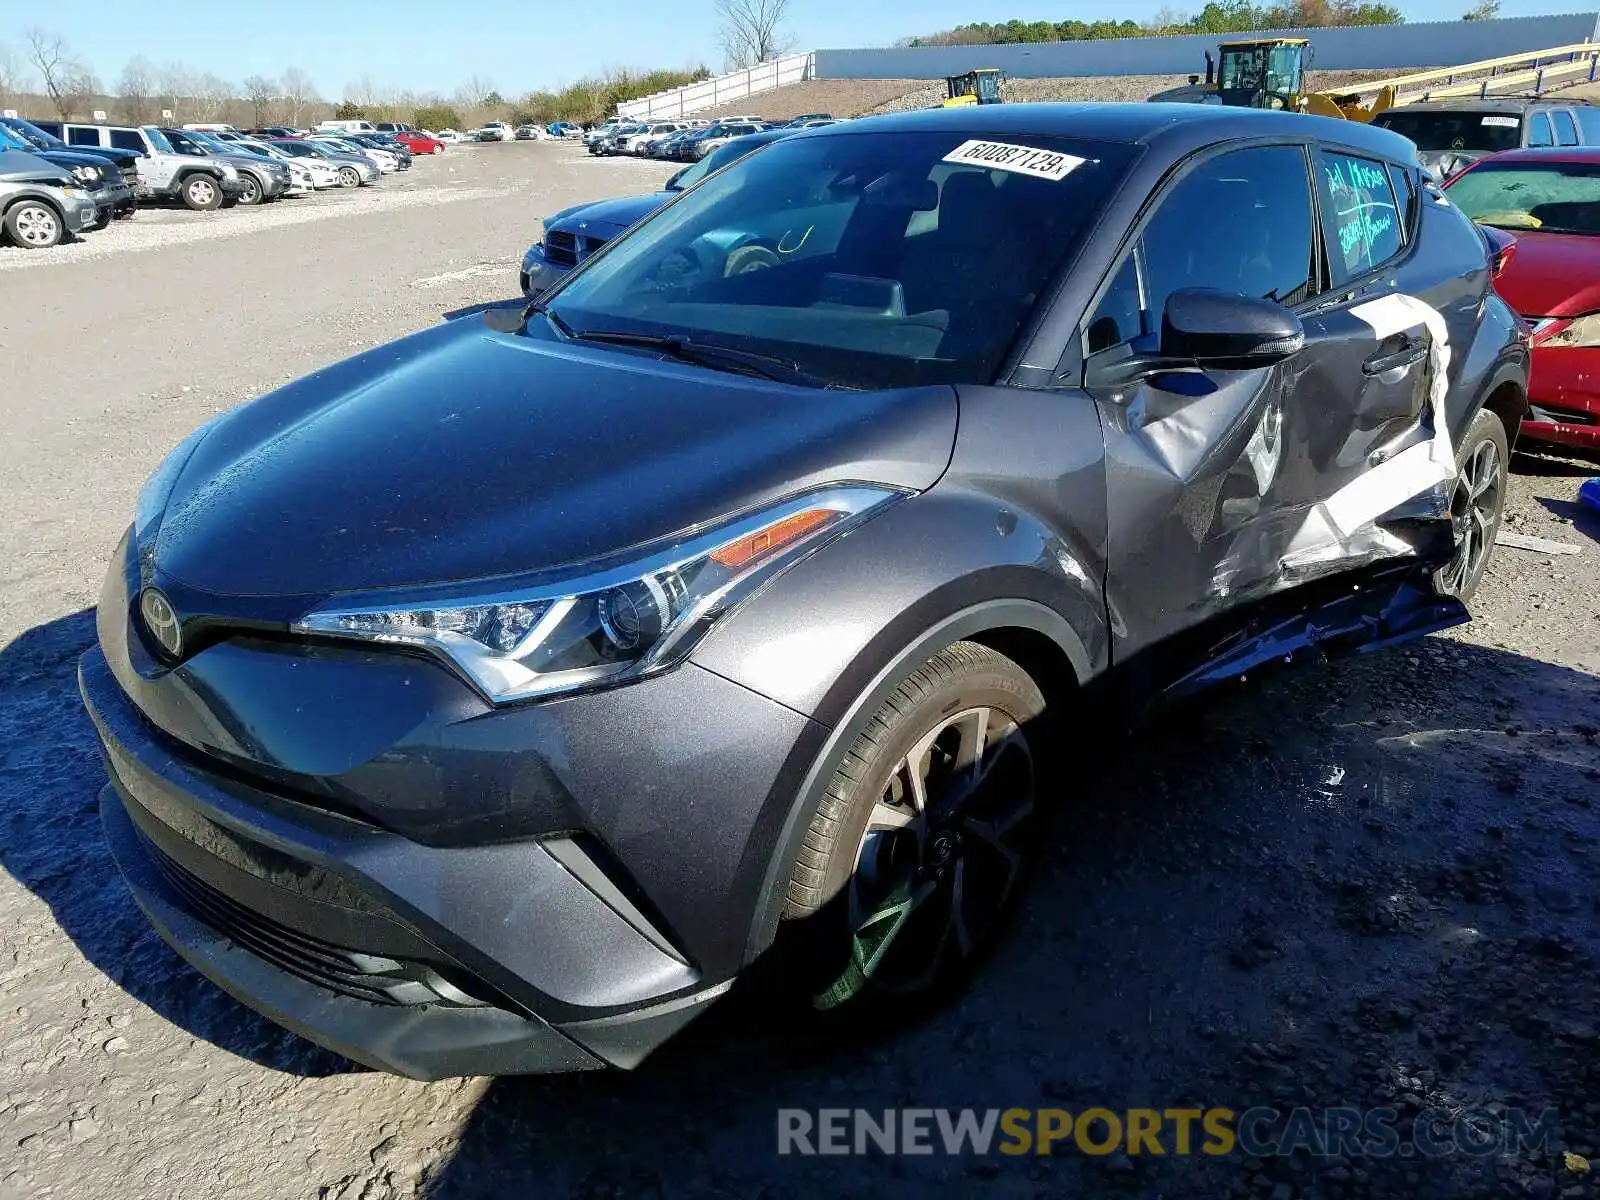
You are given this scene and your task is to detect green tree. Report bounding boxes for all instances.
[333,100,367,119]
[412,103,460,131]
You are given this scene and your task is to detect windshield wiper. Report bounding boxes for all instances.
[556,326,835,388]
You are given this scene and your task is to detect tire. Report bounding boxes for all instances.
[337,166,360,189]
[180,174,222,211]
[1432,406,1510,604]
[4,200,64,248]
[780,641,1046,1017]
[92,208,112,231]
[431,145,443,154]
[235,174,263,205]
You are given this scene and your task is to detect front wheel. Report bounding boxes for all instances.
[235,175,263,205]
[337,166,360,188]
[781,641,1046,1016]
[1433,407,1510,604]
[180,175,221,211]
[4,200,64,248]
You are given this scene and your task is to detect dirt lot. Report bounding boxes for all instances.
[1,138,1598,1200]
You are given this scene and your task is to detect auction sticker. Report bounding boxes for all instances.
[1480,115,1519,127]
[942,140,1086,181]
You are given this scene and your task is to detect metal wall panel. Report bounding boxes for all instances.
[813,13,1600,79]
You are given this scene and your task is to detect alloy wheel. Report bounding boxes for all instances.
[1438,437,1502,596]
[818,706,1036,1008]
[14,204,61,246]
[339,166,359,188]
[238,176,261,205]
[188,178,216,207]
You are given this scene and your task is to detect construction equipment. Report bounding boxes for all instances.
[1149,39,1600,124]
[1148,37,1313,110]
[943,69,1004,107]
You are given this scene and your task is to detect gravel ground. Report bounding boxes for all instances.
[1,138,1599,1200]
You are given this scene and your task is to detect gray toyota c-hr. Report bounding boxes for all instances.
[83,104,1528,1079]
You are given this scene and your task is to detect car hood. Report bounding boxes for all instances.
[0,149,71,184]
[19,147,116,175]
[153,316,958,598]
[1490,230,1600,319]
[552,191,671,235]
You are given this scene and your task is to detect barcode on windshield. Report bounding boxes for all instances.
[941,140,1086,181]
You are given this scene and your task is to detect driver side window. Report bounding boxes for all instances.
[1084,144,1316,356]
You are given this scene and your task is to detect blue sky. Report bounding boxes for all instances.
[14,0,1584,100]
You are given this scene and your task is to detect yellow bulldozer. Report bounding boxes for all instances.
[942,68,1005,106]
[1147,37,1396,121]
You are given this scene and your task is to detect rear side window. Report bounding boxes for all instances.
[1085,144,1316,353]
[1387,162,1418,242]
[1527,113,1554,147]
[68,127,101,147]
[109,129,144,152]
[1553,110,1580,147]
[1318,150,1403,282]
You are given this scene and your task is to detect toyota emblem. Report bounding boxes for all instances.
[140,588,183,659]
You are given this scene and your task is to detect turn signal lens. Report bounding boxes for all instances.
[709,508,835,569]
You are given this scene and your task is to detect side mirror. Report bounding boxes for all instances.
[1160,288,1304,367]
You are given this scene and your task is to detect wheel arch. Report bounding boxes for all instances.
[741,597,1089,965]
[3,190,66,223]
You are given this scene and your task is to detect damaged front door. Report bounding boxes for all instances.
[1084,141,1341,657]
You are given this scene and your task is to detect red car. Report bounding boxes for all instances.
[393,130,444,155]
[1445,146,1600,457]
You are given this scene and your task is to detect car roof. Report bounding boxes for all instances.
[1460,145,1600,166]
[802,102,1417,160]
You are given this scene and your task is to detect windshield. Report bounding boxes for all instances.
[0,125,27,150]
[1376,110,1523,153]
[543,130,1135,389]
[1446,160,1600,235]
[3,118,63,149]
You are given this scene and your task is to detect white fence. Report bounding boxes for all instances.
[616,53,815,120]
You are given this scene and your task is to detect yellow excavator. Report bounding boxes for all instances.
[1148,37,1395,121]
[942,68,1005,106]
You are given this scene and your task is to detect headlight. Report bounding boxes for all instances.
[72,165,103,184]
[59,185,87,198]
[295,486,902,703]
[1533,312,1600,348]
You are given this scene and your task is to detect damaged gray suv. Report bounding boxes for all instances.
[83,104,1527,1079]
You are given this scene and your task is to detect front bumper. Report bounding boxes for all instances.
[90,181,136,218]
[80,529,821,1077]
[1522,346,1600,454]
[60,192,99,232]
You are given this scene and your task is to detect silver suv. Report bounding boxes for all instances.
[30,120,245,210]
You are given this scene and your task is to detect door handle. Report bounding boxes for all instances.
[1362,335,1428,376]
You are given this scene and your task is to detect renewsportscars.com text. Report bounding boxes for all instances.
[777,1106,1559,1158]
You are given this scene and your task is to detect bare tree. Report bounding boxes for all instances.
[190,72,234,121]
[0,43,21,109]
[453,74,493,109]
[344,73,379,109]
[116,55,155,122]
[157,61,193,119]
[715,0,793,69]
[25,27,82,118]
[243,74,277,125]
[280,67,318,127]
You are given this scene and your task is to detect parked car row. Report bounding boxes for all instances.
[584,113,837,161]
[0,116,434,249]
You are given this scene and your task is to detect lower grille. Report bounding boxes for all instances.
[142,833,483,1008]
